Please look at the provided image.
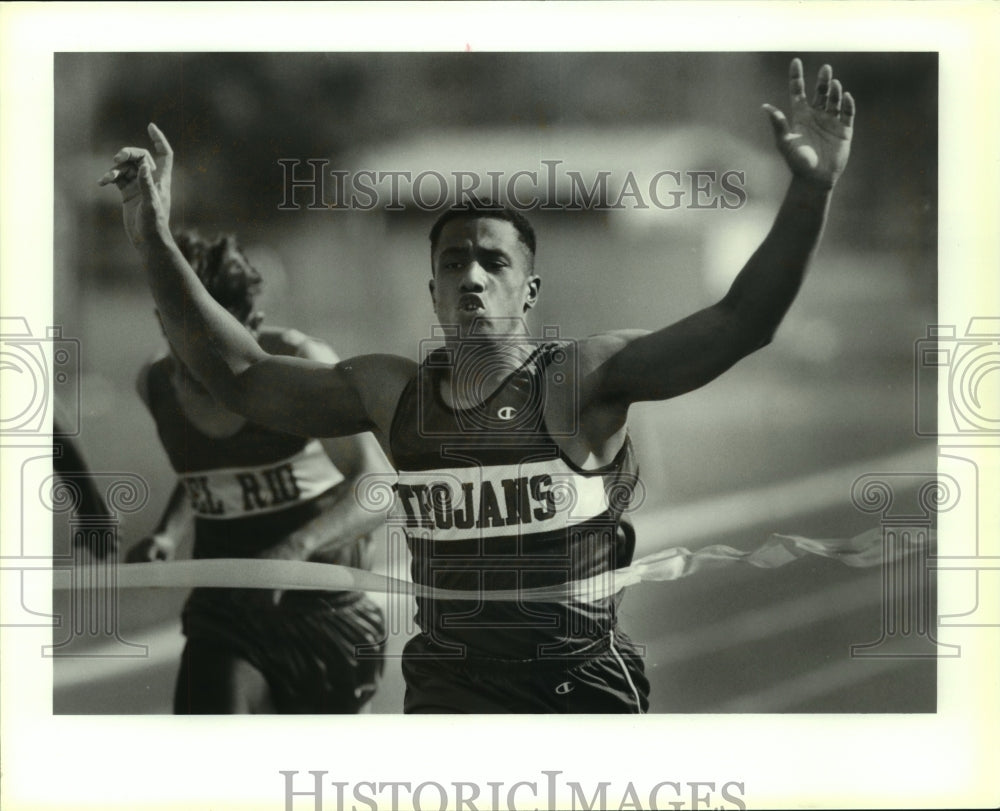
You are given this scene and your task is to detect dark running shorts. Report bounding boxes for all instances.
[402,630,650,713]
[182,588,386,713]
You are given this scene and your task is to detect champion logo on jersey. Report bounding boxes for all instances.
[496,406,517,421]
[554,680,575,695]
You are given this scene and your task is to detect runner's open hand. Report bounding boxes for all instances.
[763,59,854,189]
[126,533,176,563]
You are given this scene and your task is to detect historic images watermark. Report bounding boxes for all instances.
[277,159,748,212]
[914,320,1000,634]
[415,322,579,438]
[0,316,149,656]
[914,318,1000,438]
[849,471,958,658]
[280,770,747,811]
[0,316,81,439]
[847,318,1000,656]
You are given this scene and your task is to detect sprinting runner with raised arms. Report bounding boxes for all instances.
[102,58,854,712]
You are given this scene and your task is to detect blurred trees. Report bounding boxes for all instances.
[59,51,936,289]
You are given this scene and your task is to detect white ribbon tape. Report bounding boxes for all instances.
[56,527,929,603]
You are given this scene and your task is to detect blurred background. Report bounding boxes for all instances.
[51,51,939,714]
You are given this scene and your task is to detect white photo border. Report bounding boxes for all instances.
[2,2,998,810]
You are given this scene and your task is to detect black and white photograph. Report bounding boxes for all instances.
[2,3,998,810]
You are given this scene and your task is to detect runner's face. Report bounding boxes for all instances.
[429,217,539,339]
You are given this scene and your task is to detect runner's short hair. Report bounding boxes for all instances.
[174,231,262,324]
[428,199,537,260]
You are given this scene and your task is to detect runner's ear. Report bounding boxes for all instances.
[523,275,540,311]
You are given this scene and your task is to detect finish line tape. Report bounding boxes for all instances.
[56,527,930,602]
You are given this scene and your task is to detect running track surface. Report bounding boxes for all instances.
[49,447,939,714]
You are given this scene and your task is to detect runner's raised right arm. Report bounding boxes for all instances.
[100,125,413,442]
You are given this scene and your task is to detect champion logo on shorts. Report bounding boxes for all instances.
[554,680,575,695]
[496,406,517,421]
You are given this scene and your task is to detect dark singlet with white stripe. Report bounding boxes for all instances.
[389,341,639,662]
[144,329,347,560]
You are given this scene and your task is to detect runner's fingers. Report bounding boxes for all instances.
[113,146,156,170]
[100,151,156,190]
[98,167,127,187]
[788,57,806,102]
[826,79,843,113]
[811,63,833,109]
[762,103,791,142]
[99,162,140,190]
[840,92,856,127]
[147,123,173,163]
[147,123,173,199]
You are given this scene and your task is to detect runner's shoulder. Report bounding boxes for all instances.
[571,330,652,376]
[348,353,419,387]
[258,326,338,363]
